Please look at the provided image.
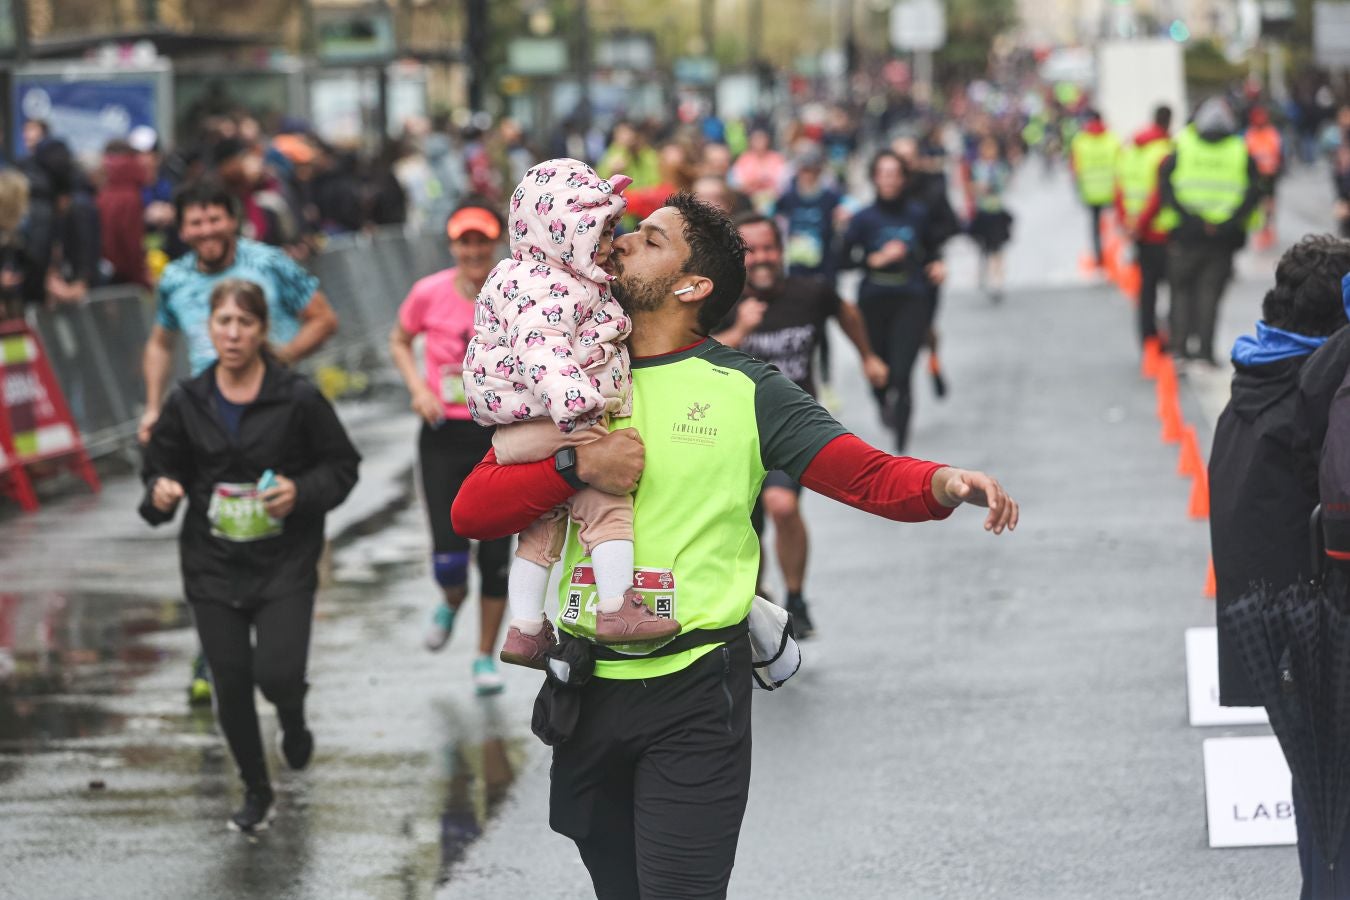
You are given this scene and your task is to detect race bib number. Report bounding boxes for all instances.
[441,365,467,407]
[561,566,677,655]
[786,232,824,269]
[207,482,282,543]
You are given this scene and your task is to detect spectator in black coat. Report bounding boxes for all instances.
[1209,234,1350,898]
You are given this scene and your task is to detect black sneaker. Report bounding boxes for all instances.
[280,728,314,771]
[228,785,275,834]
[786,595,815,640]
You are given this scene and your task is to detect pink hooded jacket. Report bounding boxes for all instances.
[463,159,634,435]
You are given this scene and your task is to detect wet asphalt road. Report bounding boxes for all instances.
[1,164,1334,898]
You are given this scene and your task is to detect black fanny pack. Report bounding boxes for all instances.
[531,621,749,746]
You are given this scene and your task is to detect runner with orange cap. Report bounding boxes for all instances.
[389,201,514,695]
[1245,106,1283,250]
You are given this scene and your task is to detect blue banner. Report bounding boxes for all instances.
[14,79,158,159]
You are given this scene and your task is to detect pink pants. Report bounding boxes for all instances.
[492,418,634,566]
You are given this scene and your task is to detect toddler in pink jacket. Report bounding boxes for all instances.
[463,158,682,668]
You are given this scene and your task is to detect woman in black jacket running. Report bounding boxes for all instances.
[140,278,360,833]
[840,150,947,452]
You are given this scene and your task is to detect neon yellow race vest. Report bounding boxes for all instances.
[1117,137,1174,230]
[1070,130,1119,206]
[556,341,844,679]
[1168,126,1251,227]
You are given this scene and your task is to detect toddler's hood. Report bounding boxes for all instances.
[506,158,631,284]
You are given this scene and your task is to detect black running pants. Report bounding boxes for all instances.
[418,419,512,596]
[859,284,936,453]
[190,594,315,787]
[1136,241,1167,346]
[549,637,754,899]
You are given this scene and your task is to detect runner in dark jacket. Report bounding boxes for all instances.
[839,150,948,452]
[139,278,360,833]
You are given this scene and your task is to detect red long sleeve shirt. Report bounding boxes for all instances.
[451,432,952,541]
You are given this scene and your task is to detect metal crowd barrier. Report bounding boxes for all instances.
[22,226,455,461]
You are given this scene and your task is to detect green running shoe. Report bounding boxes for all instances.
[472,655,504,696]
[424,603,456,652]
[187,654,213,707]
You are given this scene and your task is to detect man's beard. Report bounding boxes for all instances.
[611,269,678,314]
[747,263,781,295]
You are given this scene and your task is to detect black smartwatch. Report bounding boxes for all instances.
[554,447,587,489]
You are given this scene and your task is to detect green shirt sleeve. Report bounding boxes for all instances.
[754,366,848,479]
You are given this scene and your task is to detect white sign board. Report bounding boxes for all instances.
[1316,1,1350,68]
[1096,39,1187,137]
[1203,736,1296,848]
[889,0,946,52]
[1185,627,1269,727]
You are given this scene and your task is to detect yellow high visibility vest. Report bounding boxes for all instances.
[1167,126,1252,228]
[1071,129,1119,206]
[1117,137,1174,230]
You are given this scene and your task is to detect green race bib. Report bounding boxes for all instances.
[786,233,824,269]
[441,365,467,406]
[208,482,282,542]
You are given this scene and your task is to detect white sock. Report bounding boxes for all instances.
[591,540,634,614]
[508,558,551,627]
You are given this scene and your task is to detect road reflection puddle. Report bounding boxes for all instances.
[0,592,188,749]
[434,696,527,885]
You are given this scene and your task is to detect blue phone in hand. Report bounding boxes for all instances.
[257,469,277,492]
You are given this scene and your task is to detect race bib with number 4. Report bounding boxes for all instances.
[560,566,677,655]
[207,482,283,542]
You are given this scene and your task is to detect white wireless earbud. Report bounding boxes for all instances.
[673,286,695,296]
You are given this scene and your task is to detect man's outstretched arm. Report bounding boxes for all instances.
[799,433,1018,534]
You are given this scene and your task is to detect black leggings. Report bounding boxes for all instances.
[191,595,315,788]
[418,419,512,596]
[859,284,937,453]
[1089,204,1106,264]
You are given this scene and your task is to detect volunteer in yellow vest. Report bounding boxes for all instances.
[1245,105,1284,250]
[1159,97,1261,367]
[452,193,1019,898]
[1070,109,1119,268]
[1114,104,1174,350]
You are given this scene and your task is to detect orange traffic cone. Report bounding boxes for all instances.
[1188,468,1210,520]
[1203,556,1216,599]
[1156,353,1177,389]
[1178,426,1203,478]
[1160,391,1184,444]
[1120,262,1141,300]
[1141,336,1162,380]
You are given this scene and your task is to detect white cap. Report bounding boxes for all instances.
[128,125,158,153]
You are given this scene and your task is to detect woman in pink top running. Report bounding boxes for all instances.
[390,202,513,696]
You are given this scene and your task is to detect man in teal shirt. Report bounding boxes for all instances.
[138,178,338,443]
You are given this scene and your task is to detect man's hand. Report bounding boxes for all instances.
[575,428,644,495]
[931,467,1019,535]
[261,474,298,519]
[151,477,185,514]
[735,298,767,333]
[411,386,444,426]
[862,354,890,389]
[925,260,947,286]
[138,407,160,445]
